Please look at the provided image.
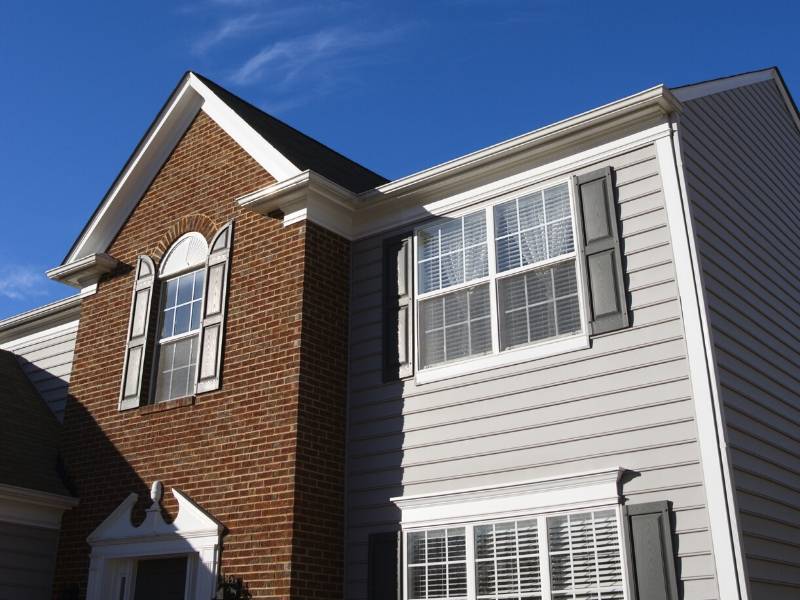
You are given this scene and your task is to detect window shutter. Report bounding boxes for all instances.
[196,221,234,394]
[383,234,414,381]
[367,531,401,600]
[624,502,679,600]
[574,168,629,335]
[119,256,156,410]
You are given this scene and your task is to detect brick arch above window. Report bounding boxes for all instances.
[149,214,220,263]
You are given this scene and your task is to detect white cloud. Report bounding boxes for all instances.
[0,266,48,300]
[229,26,406,87]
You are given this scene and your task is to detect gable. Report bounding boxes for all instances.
[59,72,385,270]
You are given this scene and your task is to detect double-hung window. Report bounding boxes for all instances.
[405,509,625,600]
[415,182,584,374]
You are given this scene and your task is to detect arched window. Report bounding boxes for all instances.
[118,222,234,410]
[154,233,209,402]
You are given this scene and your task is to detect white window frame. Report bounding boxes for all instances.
[413,178,590,384]
[151,233,209,403]
[392,467,629,600]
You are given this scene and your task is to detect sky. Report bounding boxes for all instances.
[1,0,799,319]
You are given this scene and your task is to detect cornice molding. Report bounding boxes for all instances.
[46,252,119,288]
[0,483,78,530]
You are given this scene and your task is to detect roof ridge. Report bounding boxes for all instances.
[191,71,388,189]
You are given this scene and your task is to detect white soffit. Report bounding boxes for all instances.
[63,73,302,266]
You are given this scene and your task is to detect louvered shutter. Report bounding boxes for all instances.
[367,531,401,600]
[196,221,234,394]
[383,233,414,381]
[119,256,156,410]
[574,168,629,335]
[624,502,679,600]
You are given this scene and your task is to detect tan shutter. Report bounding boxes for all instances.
[574,168,629,335]
[383,233,414,381]
[119,256,156,410]
[196,221,234,394]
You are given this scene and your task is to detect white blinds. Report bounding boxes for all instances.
[547,510,624,599]
[406,509,624,600]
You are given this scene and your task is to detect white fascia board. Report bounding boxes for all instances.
[188,73,300,181]
[0,483,78,530]
[0,293,81,336]
[392,467,625,528]
[361,85,680,203]
[655,125,750,599]
[63,74,302,266]
[46,252,119,288]
[238,118,675,241]
[671,68,775,101]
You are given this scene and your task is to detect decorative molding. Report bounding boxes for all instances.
[0,483,78,530]
[238,121,675,241]
[86,482,223,600]
[46,252,119,288]
[392,467,626,528]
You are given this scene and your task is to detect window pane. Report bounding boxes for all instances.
[193,269,205,298]
[173,304,191,335]
[170,367,189,399]
[407,528,467,600]
[161,308,175,338]
[495,183,574,273]
[190,299,203,330]
[417,211,488,294]
[155,337,199,403]
[498,260,581,350]
[547,510,623,598]
[176,272,194,305]
[164,278,179,309]
[475,519,541,600]
[420,284,491,368]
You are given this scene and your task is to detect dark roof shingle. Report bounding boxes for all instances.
[0,349,70,496]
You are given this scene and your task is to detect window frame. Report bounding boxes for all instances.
[402,505,629,600]
[149,232,210,405]
[413,178,591,384]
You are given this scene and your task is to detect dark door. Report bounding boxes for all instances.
[133,556,187,600]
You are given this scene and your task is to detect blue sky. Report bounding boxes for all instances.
[1,0,799,319]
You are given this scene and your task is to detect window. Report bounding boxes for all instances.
[416,182,584,372]
[154,233,209,403]
[405,509,625,600]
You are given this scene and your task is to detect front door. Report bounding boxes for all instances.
[133,556,188,600]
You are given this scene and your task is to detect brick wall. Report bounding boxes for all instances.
[53,111,350,599]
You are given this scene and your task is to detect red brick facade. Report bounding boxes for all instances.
[53,112,350,599]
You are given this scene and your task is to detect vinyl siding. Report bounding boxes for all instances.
[678,78,800,599]
[346,142,719,598]
[0,521,59,600]
[0,318,79,421]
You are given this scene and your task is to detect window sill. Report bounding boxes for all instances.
[138,395,196,414]
[414,332,589,385]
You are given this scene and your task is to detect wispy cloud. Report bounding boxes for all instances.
[0,266,48,301]
[230,26,407,87]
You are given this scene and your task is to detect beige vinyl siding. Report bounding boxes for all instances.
[346,143,719,599]
[0,521,60,600]
[678,78,800,599]
[0,319,79,421]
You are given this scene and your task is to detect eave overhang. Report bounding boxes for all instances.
[46,252,119,288]
[238,84,682,240]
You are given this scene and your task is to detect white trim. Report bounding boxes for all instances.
[0,483,78,530]
[0,317,79,351]
[62,73,302,266]
[392,467,625,528]
[86,486,222,600]
[671,68,775,101]
[0,294,81,334]
[158,232,209,278]
[655,128,749,599]
[46,252,119,288]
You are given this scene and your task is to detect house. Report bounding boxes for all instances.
[0,66,798,600]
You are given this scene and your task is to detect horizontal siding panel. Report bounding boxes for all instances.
[346,142,714,598]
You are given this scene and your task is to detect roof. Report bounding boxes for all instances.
[0,349,71,496]
[193,73,387,194]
